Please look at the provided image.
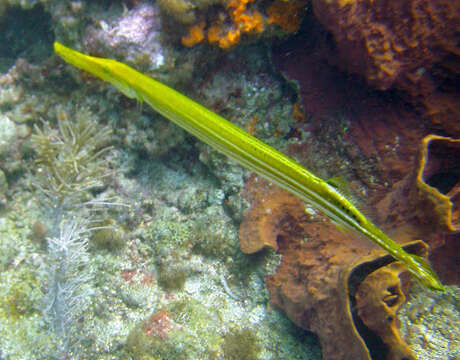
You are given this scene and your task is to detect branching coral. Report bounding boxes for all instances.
[31,107,115,358]
[41,219,93,357]
[31,107,112,206]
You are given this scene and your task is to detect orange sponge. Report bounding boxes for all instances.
[182,21,206,47]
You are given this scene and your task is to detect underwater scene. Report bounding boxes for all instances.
[0,1,458,359]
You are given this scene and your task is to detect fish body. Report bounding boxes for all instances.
[53,42,444,291]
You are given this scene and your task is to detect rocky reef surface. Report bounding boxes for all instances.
[0,1,458,359]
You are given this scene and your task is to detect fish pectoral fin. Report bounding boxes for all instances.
[326,176,354,198]
[327,176,365,211]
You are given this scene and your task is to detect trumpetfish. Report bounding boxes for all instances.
[53,42,444,291]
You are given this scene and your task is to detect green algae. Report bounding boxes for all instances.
[91,218,125,251]
[0,266,39,320]
[222,328,261,360]
[157,266,188,292]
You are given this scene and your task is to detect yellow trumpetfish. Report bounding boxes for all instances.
[53,42,444,291]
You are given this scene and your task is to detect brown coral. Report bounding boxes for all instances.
[240,175,427,360]
[311,0,460,134]
[377,135,460,242]
[239,175,306,253]
[355,262,415,360]
[266,0,306,33]
[376,135,460,285]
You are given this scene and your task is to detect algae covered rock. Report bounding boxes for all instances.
[0,113,16,157]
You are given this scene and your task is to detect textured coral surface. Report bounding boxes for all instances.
[240,175,410,360]
[376,135,460,285]
[312,0,460,134]
[355,262,415,360]
[273,26,426,205]
[268,13,458,359]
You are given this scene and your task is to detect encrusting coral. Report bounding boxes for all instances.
[180,0,306,49]
[181,21,206,47]
[239,178,305,253]
[196,0,265,49]
[311,0,460,134]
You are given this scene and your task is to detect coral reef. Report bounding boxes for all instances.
[40,219,94,358]
[221,328,261,360]
[0,113,17,165]
[239,176,305,253]
[30,107,115,358]
[0,0,456,359]
[272,19,429,205]
[268,222,428,359]
[311,0,460,134]
[181,20,206,47]
[398,284,460,360]
[376,135,460,285]
[266,0,306,34]
[82,2,169,72]
[31,107,112,207]
[355,262,415,360]
[241,175,430,359]
[125,308,184,359]
[158,0,225,24]
[206,0,265,49]
[377,135,460,239]
[179,0,306,49]
[416,135,460,233]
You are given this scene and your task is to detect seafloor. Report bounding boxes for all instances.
[0,1,458,360]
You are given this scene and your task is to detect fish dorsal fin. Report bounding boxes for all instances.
[326,176,367,219]
[326,177,351,197]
